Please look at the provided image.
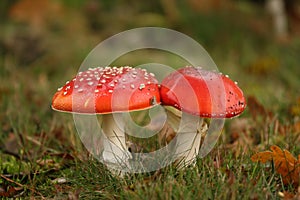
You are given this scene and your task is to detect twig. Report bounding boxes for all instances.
[0,174,45,199]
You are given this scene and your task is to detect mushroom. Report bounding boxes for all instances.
[52,65,246,172]
[52,66,161,166]
[160,66,246,165]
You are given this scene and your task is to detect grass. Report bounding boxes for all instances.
[1,1,300,199]
[26,148,284,199]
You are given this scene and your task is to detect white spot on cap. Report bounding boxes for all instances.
[130,84,135,89]
[95,89,99,93]
[63,91,68,95]
[79,78,84,82]
[65,81,70,84]
[88,81,93,86]
[139,83,145,90]
[74,85,79,89]
[101,79,106,83]
[57,87,63,91]
[78,88,83,92]
[108,89,113,93]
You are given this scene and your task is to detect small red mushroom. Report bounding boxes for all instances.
[52,66,161,165]
[160,66,246,165]
[160,66,246,118]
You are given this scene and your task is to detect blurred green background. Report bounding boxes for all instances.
[1,0,299,114]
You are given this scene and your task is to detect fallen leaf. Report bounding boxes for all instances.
[0,185,23,198]
[251,145,300,186]
[251,151,273,163]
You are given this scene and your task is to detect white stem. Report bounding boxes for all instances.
[165,107,207,167]
[101,114,131,165]
[175,116,205,167]
[177,118,203,165]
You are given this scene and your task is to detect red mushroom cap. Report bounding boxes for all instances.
[52,66,161,114]
[160,66,246,118]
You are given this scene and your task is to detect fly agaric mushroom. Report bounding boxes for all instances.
[52,66,161,164]
[160,66,246,165]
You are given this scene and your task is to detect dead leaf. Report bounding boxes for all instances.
[251,145,300,186]
[0,185,22,198]
[251,151,273,163]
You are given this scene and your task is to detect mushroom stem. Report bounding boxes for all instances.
[100,107,207,171]
[165,107,208,167]
[101,114,131,165]
[175,117,204,167]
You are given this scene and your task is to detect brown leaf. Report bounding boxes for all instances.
[251,151,273,163]
[0,186,23,198]
[251,145,300,186]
